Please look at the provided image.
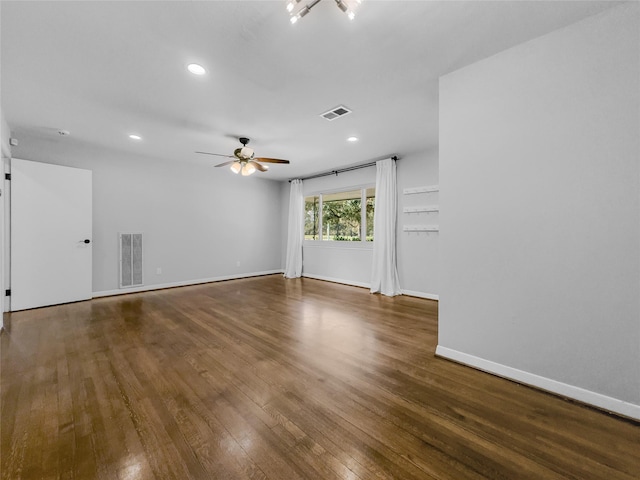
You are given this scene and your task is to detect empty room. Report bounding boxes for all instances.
[1,1,639,479]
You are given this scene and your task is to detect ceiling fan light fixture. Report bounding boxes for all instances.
[241,163,256,176]
[200,137,290,175]
[240,146,254,159]
[230,161,242,174]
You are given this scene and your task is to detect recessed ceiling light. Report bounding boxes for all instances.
[347,136,359,142]
[129,134,142,140]
[187,63,206,75]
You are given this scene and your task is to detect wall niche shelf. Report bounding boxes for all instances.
[403,205,439,214]
[403,185,439,195]
[403,225,439,232]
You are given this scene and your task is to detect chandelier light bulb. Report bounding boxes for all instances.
[289,0,363,24]
[230,162,242,174]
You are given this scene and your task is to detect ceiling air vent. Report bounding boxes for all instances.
[320,105,352,121]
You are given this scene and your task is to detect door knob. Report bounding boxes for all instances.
[83,239,91,244]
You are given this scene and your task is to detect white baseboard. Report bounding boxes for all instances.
[302,273,370,289]
[401,289,439,301]
[92,270,284,298]
[435,346,640,421]
[301,276,440,300]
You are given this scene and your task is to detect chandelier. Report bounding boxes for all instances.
[286,0,364,24]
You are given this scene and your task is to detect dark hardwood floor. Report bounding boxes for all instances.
[1,275,638,479]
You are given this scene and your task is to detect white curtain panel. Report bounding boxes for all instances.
[370,158,401,296]
[284,179,304,278]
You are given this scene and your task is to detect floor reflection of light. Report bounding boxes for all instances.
[297,303,378,365]
[341,460,362,480]
[219,427,254,457]
[239,434,253,451]
[118,458,142,480]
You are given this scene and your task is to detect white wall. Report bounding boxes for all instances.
[438,4,639,418]
[294,149,439,297]
[0,113,10,159]
[397,148,439,298]
[15,144,284,295]
[0,109,11,326]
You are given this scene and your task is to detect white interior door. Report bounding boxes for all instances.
[11,158,92,311]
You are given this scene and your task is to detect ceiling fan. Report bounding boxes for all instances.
[196,137,290,176]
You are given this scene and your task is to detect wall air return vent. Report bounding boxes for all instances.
[119,233,143,288]
[320,105,352,121]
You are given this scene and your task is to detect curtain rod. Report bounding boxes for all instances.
[289,155,398,182]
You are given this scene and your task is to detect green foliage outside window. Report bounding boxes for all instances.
[365,190,374,241]
[304,196,320,240]
[322,190,361,241]
[304,187,374,242]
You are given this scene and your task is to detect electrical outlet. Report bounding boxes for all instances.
[236,261,240,267]
[156,267,162,275]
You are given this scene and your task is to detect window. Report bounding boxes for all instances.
[322,190,361,241]
[304,187,375,242]
[304,195,320,240]
[365,187,375,241]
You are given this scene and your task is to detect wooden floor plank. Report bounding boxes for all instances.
[1,275,639,479]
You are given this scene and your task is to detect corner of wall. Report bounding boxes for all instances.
[0,108,11,325]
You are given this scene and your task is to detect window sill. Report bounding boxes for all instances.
[303,240,373,250]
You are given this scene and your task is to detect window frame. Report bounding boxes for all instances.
[304,184,375,245]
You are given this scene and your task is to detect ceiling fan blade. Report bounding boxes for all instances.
[249,161,269,172]
[214,160,237,168]
[195,151,235,158]
[254,157,290,164]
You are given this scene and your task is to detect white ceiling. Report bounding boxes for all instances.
[1,0,621,180]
